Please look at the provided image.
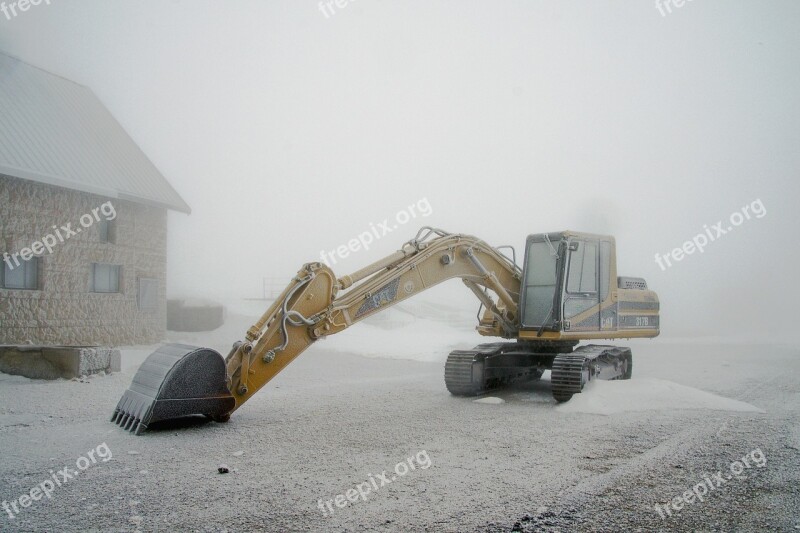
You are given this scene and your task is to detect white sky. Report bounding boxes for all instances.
[1,1,798,339]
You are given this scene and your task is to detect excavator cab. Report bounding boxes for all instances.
[518,231,658,340]
[520,232,611,334]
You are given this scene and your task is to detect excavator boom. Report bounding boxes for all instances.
[225,228,521,411]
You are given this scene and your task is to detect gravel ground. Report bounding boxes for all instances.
[0,340,798,532]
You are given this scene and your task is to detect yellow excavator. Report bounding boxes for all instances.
[112,228,659,435]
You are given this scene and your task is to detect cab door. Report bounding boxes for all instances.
[562,239,601,331]
[519,235,563,330]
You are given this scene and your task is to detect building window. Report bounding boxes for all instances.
[91,263,121,293]
[138,278,158,311]
[2,256,39,290]
[97,219,116,244]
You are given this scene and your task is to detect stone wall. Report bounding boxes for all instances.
[0,175,168,345]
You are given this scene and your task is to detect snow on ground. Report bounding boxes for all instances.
[474,396,505,404]
[556,377,764,415]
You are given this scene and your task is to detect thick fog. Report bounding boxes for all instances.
[2,1,798,340]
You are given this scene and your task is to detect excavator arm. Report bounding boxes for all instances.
[112,228,522,433]
[226,227,521,412]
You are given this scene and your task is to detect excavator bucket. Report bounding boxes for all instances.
[111,344,235,435]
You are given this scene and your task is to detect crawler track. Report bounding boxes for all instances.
[444,350,487,396]
[444,343,545,396]
[551,345,632,402]
[550,353,589,402]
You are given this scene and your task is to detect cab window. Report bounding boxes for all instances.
[566,241,597,294]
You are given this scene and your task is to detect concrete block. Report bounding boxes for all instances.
[167,299,225,332]
[0,345,122,380]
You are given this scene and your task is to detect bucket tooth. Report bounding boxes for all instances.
[111,344,235,435]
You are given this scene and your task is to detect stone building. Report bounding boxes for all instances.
[0,52,190,346]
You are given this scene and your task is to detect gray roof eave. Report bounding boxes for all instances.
[0,163,192,214]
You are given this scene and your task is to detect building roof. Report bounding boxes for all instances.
[0,53,191,214]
